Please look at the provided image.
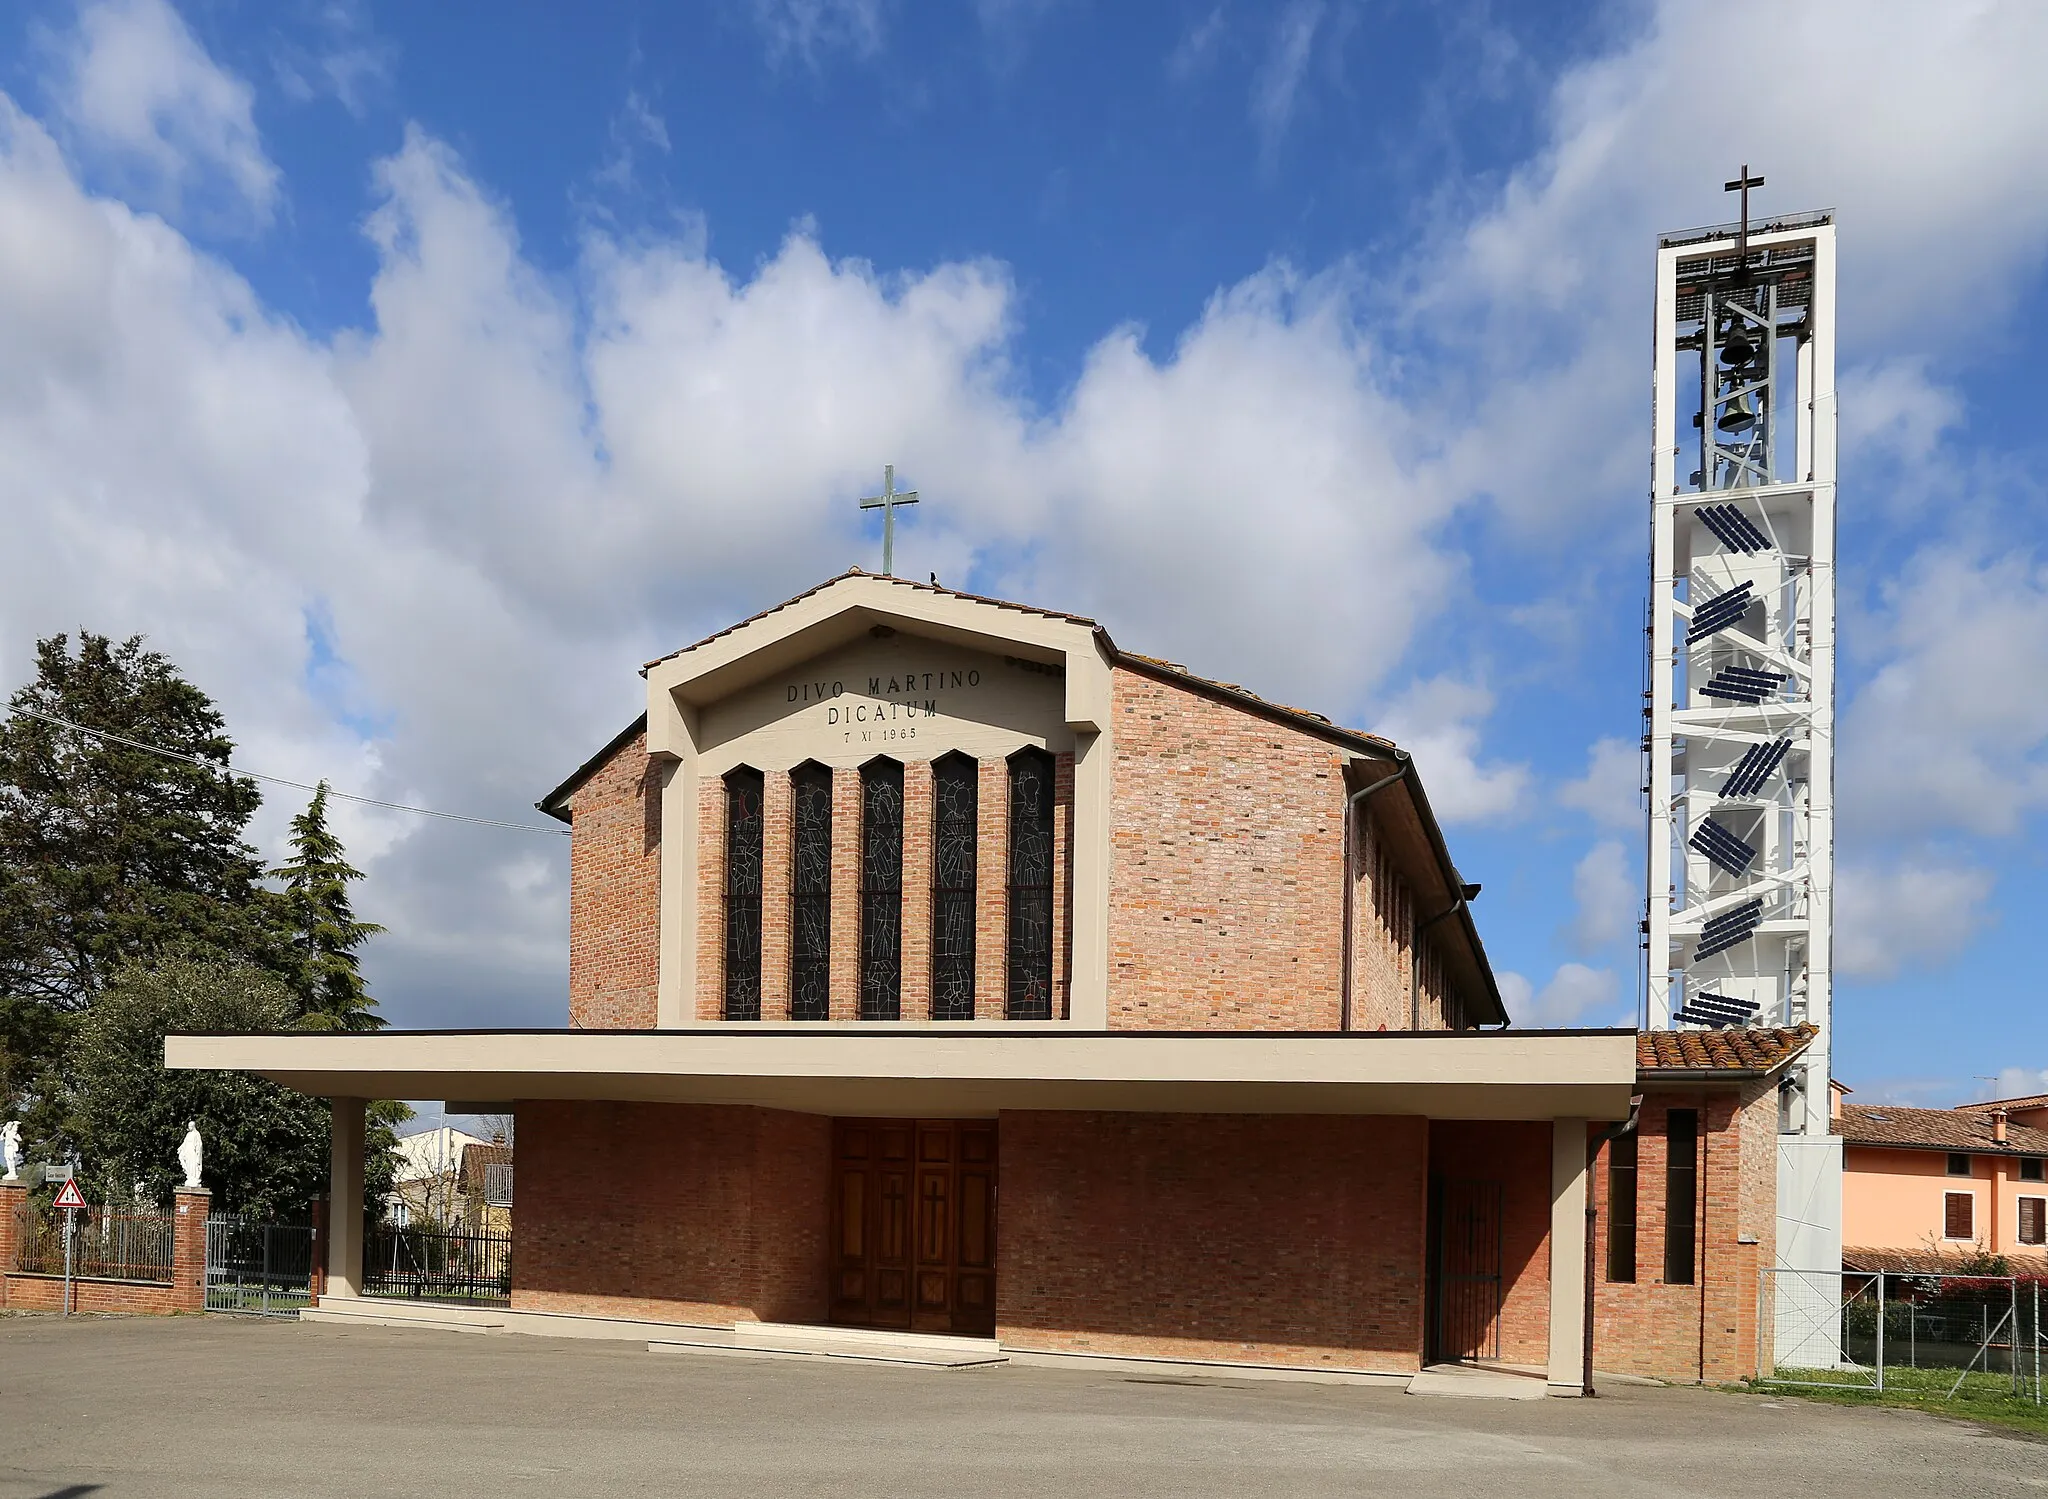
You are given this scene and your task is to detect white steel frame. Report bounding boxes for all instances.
[1647,217,1836,1141]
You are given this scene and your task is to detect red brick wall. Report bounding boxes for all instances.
[997,1111,1428,1371]
[1588,1083,1776,1382]
[0,1183,208,1314]
[1107,670,1351,1030]
[1427,1121,1553,1365]
[512,1100,829,1324]
[566,733,662,1030]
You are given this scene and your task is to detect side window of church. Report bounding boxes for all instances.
[722,767,765,1021]
[859,758,905,1021]
[931,753,978,1020]
[1605,1132,1638,1283]
[1005,747,1055,1021]
[790,762,834,1020]
[1663,1109,1698,1285]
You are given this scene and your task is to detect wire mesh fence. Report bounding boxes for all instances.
[1760,1268,2045,1403]
[12,1197,174,1283]
[205,1214,315,1316]
[362,1223,512,1305]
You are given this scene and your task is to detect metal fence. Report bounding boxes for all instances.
[12,1198,174,1283]
[362,1223,511,1305]
[205,1215,315,1316]
[1760,1268,2045,1403]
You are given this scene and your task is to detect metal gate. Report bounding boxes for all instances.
[1429,1178,1504,1363]
[205,1215,314,1317]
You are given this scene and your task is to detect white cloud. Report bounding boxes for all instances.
[1839,550,2048,838]
[51,0,280,228]
[1369,678,1530,824]
[1977,1068,2048,1103]
[1167,6,1227,82]
[1557,736,1640,833]
[1835,862,1996,982]
[1249,1,1320,160]
[1497,962,1622,1029]
[748,0,890,67]
[1567,839,1635,954]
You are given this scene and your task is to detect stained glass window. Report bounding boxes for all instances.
[859,758,904,1020]
[930,753,978,1020]
[790,761,833,1021]
[1005,747,1055,1020]
[721,767,765,1020]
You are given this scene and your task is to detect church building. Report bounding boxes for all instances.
[171,570,1809,1391]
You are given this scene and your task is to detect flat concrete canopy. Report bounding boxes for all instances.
[165,1027,1637,1119]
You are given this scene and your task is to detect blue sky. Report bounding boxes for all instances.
[1,0,2045,1107]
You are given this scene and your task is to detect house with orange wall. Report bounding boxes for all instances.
[1835,1087,2048,1272]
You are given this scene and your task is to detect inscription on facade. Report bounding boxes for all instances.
[784,666,987,745]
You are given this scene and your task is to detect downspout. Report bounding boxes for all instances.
[1584,1095,1644,1397]
[1411,887,1477,1031]
[1340,757,1411,1032]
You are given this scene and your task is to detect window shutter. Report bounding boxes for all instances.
[2020,1196,2046,1247]
[1944,1191,1974,1241]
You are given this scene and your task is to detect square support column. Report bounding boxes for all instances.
[1547,1118,1588,1394]
[328,1097,365,1299]
[0,1180,23,1308]
[171,1186,210,1311]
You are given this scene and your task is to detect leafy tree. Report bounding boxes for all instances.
[0,633,275,1013]
[275,782,387,1032]
[67,955,327,1218]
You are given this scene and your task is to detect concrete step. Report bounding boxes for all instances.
[652,1322,1006,1369]
[303,1304,506,1336]
[1405,1363,1549,1400]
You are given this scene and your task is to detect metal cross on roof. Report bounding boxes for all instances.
[858,464,919,577]
[1724,164,1765,263]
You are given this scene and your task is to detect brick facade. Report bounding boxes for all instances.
[0,1182,209,1314]
[997,1111,1429,1371]
[1588,1083,1778,1382]
[566,731,662,1030]
[513,1100,830,1325]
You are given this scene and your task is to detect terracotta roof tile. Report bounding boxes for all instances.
[457,1142,513,1189]
[1842,1246,2048,1275]
[1635,1024,1817,1075]
[1835,1103,2048,1155]
[1961,1093,2048,1112]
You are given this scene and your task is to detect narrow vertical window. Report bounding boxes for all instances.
[859,758,904,1020]
[1663,1108,1698,1285]
[2018,1196,2045,1247]
[790,762,833,1021]
[1605,1131,1638,1283]
[1005,747,1055,1020]
[722,767,765,1020]
[930,753,978,1020]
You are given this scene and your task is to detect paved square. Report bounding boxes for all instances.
[0,1315,2040,1498]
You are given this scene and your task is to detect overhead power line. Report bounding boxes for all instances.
[3,704,570,837]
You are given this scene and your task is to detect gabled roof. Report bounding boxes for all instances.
[457,1142,513,1190]
[1836,1103,2048,1156]
[1636,1025,1817,1078]
[1959,1093,2048,1112]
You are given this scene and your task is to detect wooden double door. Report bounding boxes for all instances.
[829,1118,996,1337]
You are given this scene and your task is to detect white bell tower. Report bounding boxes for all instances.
[1646,177,1843,1303]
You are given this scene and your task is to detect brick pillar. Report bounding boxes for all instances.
[0,1179,24,1308]
[172,1186,210,1312]
[308,1197,329,1305]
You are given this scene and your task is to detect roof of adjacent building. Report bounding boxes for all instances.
[1635,1025,1817,1077]
[1842,1246,2046,1275]
[1960,1093,2048,1112]
[457,1141,513,1190]
[1835,1103,2048,1155]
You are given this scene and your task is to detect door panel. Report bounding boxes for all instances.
[831,1118,996,1336]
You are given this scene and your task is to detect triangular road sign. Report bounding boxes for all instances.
[52,1177,86,1211]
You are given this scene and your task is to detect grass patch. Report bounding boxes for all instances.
[1742,1365,2048,1438]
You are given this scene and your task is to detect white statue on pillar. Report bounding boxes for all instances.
[177,1120,203,1190]
[1,1121,22,1183]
